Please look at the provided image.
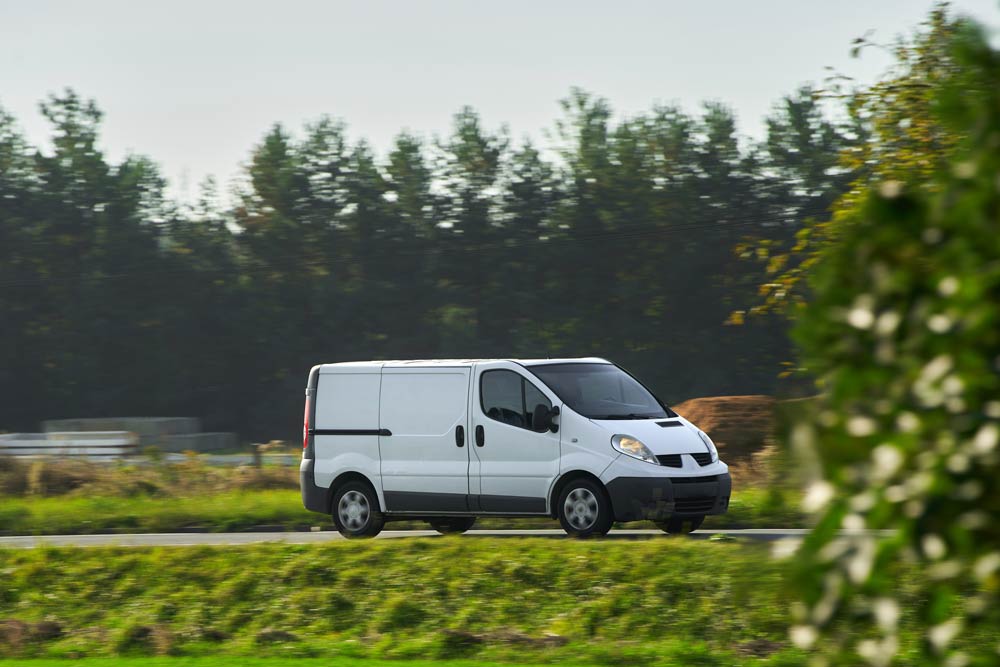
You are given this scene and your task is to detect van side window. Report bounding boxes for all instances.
[480,370,552,432]
[523,381,550,426]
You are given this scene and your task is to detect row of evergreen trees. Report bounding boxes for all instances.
[0,87,857,439]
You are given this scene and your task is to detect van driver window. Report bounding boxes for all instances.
[481,370,552,431]
[523,380,551,425]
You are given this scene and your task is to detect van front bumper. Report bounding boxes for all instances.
[605,472,732,522]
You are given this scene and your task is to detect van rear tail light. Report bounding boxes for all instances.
[303,396,311,449]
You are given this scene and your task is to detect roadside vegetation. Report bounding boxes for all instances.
[4,660,594,667]
[0,539,896,664]
[0,455,801,535]
[776,13,1000,664]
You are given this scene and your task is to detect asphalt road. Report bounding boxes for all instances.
[0,528,856,548]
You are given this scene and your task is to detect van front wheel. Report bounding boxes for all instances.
[557,479,613,538]
[332,481,385,538]
[428,517,476,534]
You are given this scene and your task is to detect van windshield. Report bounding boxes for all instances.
[527,363,674,420]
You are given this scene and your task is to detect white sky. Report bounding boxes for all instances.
[2,0,999,202]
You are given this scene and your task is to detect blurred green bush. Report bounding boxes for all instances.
[786,15,1000,666]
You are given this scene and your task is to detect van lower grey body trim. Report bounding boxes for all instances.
[300,474,549,517]
[383,491,547,515]
[475,494,546,513]
[384,490,469,512]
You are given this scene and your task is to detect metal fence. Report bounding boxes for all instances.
[0,432,139,460]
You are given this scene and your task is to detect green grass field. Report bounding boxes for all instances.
[0,486,802,535]
[0,539,817,665]
[1,660,688,667]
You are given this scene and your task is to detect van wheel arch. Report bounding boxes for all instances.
[328,472,380,514]
[549,471,611,518]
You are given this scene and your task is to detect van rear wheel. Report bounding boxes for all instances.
[557,479,613,538]
[656,515,705,535]
[332,481,385,538]
[428,517,476,534]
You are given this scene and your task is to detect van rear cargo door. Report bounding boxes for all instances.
[312,364,383,490]
[379,366,472,512]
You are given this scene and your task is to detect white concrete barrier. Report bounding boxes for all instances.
[39,418,238,452]
[0,432,139,459]
[42,418,200,445]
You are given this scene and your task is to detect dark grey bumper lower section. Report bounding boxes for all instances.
[300,458,329,514]
[606,472,732,522]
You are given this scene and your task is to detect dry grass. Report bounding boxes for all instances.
[0,455,296,499]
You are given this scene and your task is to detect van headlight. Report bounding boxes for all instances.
[611,434,659,465]
[698,431,719,462]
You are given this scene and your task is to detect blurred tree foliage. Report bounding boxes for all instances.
[0,83,848,438]
[740,6,964,320]
[786,15,1000,667]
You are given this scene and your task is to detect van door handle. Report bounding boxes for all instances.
[455,425,465,447]
[475,425,485,447]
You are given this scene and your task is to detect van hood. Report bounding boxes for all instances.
[589,416,710,456]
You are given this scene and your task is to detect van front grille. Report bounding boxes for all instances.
[674,497,717,513]
[691,452,713,466]
[670,475,718,484]
[656,454,682,468]
[658,454,715,468]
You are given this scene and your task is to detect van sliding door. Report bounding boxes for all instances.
[378,366,472,512]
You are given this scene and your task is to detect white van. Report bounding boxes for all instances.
[300,358,730,538]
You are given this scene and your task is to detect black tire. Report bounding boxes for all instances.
[428,517,476,534]
[557,478,613,538]
[332,481,385,538]
[656,515,705,535]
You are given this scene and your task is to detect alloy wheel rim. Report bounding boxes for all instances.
[338,490,370,531]
[563,487,599,531]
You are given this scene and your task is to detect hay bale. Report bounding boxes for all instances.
[672,395,775,462]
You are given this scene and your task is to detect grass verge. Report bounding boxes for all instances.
[3,660,592,667]
[0,540,809,664]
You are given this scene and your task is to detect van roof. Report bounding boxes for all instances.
[317,357,611,370]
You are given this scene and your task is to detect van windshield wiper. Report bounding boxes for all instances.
[591,413,658,420]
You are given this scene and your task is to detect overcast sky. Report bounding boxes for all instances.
[2,0,999,202]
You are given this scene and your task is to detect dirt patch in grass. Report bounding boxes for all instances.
[0,620,63,650]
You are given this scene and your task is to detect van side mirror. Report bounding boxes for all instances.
[533,404,559,433]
